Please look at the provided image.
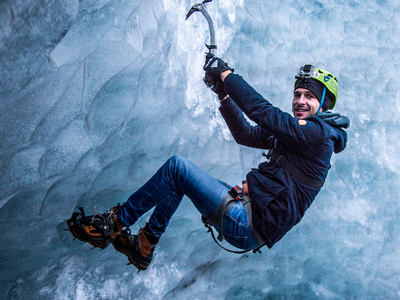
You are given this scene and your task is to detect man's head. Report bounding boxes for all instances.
[292,65,338,120]
[292,88,321,119]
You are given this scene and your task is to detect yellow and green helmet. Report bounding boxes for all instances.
[294,64,338,110]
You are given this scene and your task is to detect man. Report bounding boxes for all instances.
[67,56,350,271]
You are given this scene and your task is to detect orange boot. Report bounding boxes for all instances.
[113,224,158,271]
[66,204,124,249]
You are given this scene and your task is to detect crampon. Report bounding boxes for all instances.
[65,205,123,250]
[113,227,157,272]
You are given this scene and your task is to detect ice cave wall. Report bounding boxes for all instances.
[1,0,400,299]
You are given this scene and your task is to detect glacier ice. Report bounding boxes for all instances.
[1,0,400,299]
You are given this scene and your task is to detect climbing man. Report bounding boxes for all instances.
[66,56,350,271]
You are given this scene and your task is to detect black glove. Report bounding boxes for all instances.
[203,53,233,79]
[203,53,233,100]
[203,73,226,100]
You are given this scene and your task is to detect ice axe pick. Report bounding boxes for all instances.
[186,0,216,55]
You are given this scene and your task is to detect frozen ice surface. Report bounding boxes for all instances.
[1,0,400,299]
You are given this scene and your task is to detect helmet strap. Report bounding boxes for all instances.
[317,86,326,114]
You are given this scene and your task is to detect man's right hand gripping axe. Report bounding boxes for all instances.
[203,53,233,100]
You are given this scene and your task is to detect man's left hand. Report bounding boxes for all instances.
[203,73,227,100]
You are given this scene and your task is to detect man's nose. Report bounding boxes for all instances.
[297,95,307,104]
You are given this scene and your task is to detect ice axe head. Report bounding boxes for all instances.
[185,0,216,54]
[185,0,212,20]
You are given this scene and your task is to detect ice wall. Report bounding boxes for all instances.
[1,0,400,299]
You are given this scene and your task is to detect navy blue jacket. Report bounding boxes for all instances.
[220,74,349,248]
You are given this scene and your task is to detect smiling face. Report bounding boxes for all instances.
[292,88,322,120]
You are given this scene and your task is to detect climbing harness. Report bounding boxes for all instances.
[203,182,265,254]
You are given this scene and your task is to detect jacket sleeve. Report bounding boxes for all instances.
[219,97,274,149]
[224,73,328,157]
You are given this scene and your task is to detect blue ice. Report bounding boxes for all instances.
[1,0,400,299]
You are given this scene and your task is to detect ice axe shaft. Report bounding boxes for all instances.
[186,0,216,54]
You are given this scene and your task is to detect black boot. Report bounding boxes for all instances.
[113,224,158,271]
[66,204,124,249]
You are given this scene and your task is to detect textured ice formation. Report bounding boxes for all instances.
[1,0,400,299]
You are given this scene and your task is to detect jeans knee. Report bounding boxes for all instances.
[168,155,182,163]
[167,155,187,168]
[166,155,196,182]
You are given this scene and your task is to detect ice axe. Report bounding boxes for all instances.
[186,0,216,55]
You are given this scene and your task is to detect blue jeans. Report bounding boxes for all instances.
[119,155,261,250]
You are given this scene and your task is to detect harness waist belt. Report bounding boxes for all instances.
[203,184,264,245]
[203,192,236,241]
